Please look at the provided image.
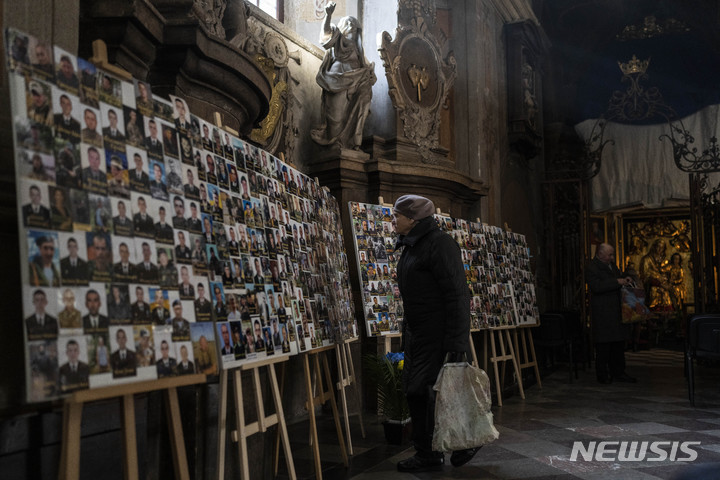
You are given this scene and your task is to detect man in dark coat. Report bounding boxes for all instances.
[586,243,637,384]
[392,194,476,472]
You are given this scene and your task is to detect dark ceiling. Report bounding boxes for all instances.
[537,0,720,124]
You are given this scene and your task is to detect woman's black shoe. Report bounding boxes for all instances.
[450,446,482,467]
[397,454,444,472]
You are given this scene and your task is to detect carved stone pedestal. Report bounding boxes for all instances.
[78,0,271,135]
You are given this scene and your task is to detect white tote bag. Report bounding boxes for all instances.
[432,361,499,452]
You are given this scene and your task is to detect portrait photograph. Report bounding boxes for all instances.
[7,28,32,74]
[190,321,217,376]
[182,164,201,200]
[55,142,83,189]
[160,122,179,159]
[27,230,61,288]
[154,330,175,378]
[111,197,134,237]
[51,87,81,143]
[20,178,51,229]
[134,80,153,117]
[79,104,103,148]
[85,231,113,283]
[148,158,169,201]
[127,145,150,194]
[99,103,126,148]
[133,325,155,369]
[109,325,137,378]
[111,236,138,284]
[134,237,158,284]
[56,286,84,333]
[97,71,123,107]
[26,339,59,401]
[123,105,145,148]
[166,157,183,196]
[57,334,90,393]
[80,142,107,195]
[53,46,80,96]
[76,57,99,108]
[88,192,112,234]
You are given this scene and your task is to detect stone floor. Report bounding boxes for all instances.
[280,349,720,479]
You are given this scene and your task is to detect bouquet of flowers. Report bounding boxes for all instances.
[364,351,410,421]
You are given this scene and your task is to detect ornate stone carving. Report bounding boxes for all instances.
[505,21,550,161]
[192,0,227,38]
[379,15,456,163]
[311,3,376,151]
[228,14,302,158]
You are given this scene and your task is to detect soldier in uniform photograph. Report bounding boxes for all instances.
[136,241,158,284]
[151,292,170,326]
[112,200,134,237]
[58,339,90,393]
[154,206,174,244]
[82,289,109,334]
[194,283,212,321]
[130,152,150,193]
[25,288,59,340]
[133,196,155,238]
[29,234,60,287]
[131,286,151,324]
[22,184,51,228]
[110,328,136,378]
[60,237,88,285]
[112,242,137,283]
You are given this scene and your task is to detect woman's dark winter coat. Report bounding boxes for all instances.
[396,216,471,396]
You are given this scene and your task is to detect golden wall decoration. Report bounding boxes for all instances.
[621,215,692,312]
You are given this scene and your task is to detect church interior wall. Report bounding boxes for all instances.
[0,0,541,477]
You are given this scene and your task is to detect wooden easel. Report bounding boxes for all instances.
[512,325,542,388]
[334,337,365,455]
[483,326,525,406]
[302,345,348,480]
[59,373,206,480]
[216,355,295,480]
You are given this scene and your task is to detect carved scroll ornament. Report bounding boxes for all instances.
[379,16,456,163]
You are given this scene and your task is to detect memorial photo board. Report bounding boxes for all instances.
[7,28,357,401]
[348,201,538,337]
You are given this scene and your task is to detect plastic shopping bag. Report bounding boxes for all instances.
[621,286,651,323]
[431,361,499,452]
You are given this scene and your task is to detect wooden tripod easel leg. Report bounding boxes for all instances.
[303,354,322,479]
[489,330,503,406]
[232,369,250,480]
[345,343,365,439]
[321,352,348,466]
[268,362,296,479]
[59,400,83,480]
[164,387,190,480]
[121,394,139,480]
[216,370,228,480]
[335,344,354,455]
[504,329,526,399]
